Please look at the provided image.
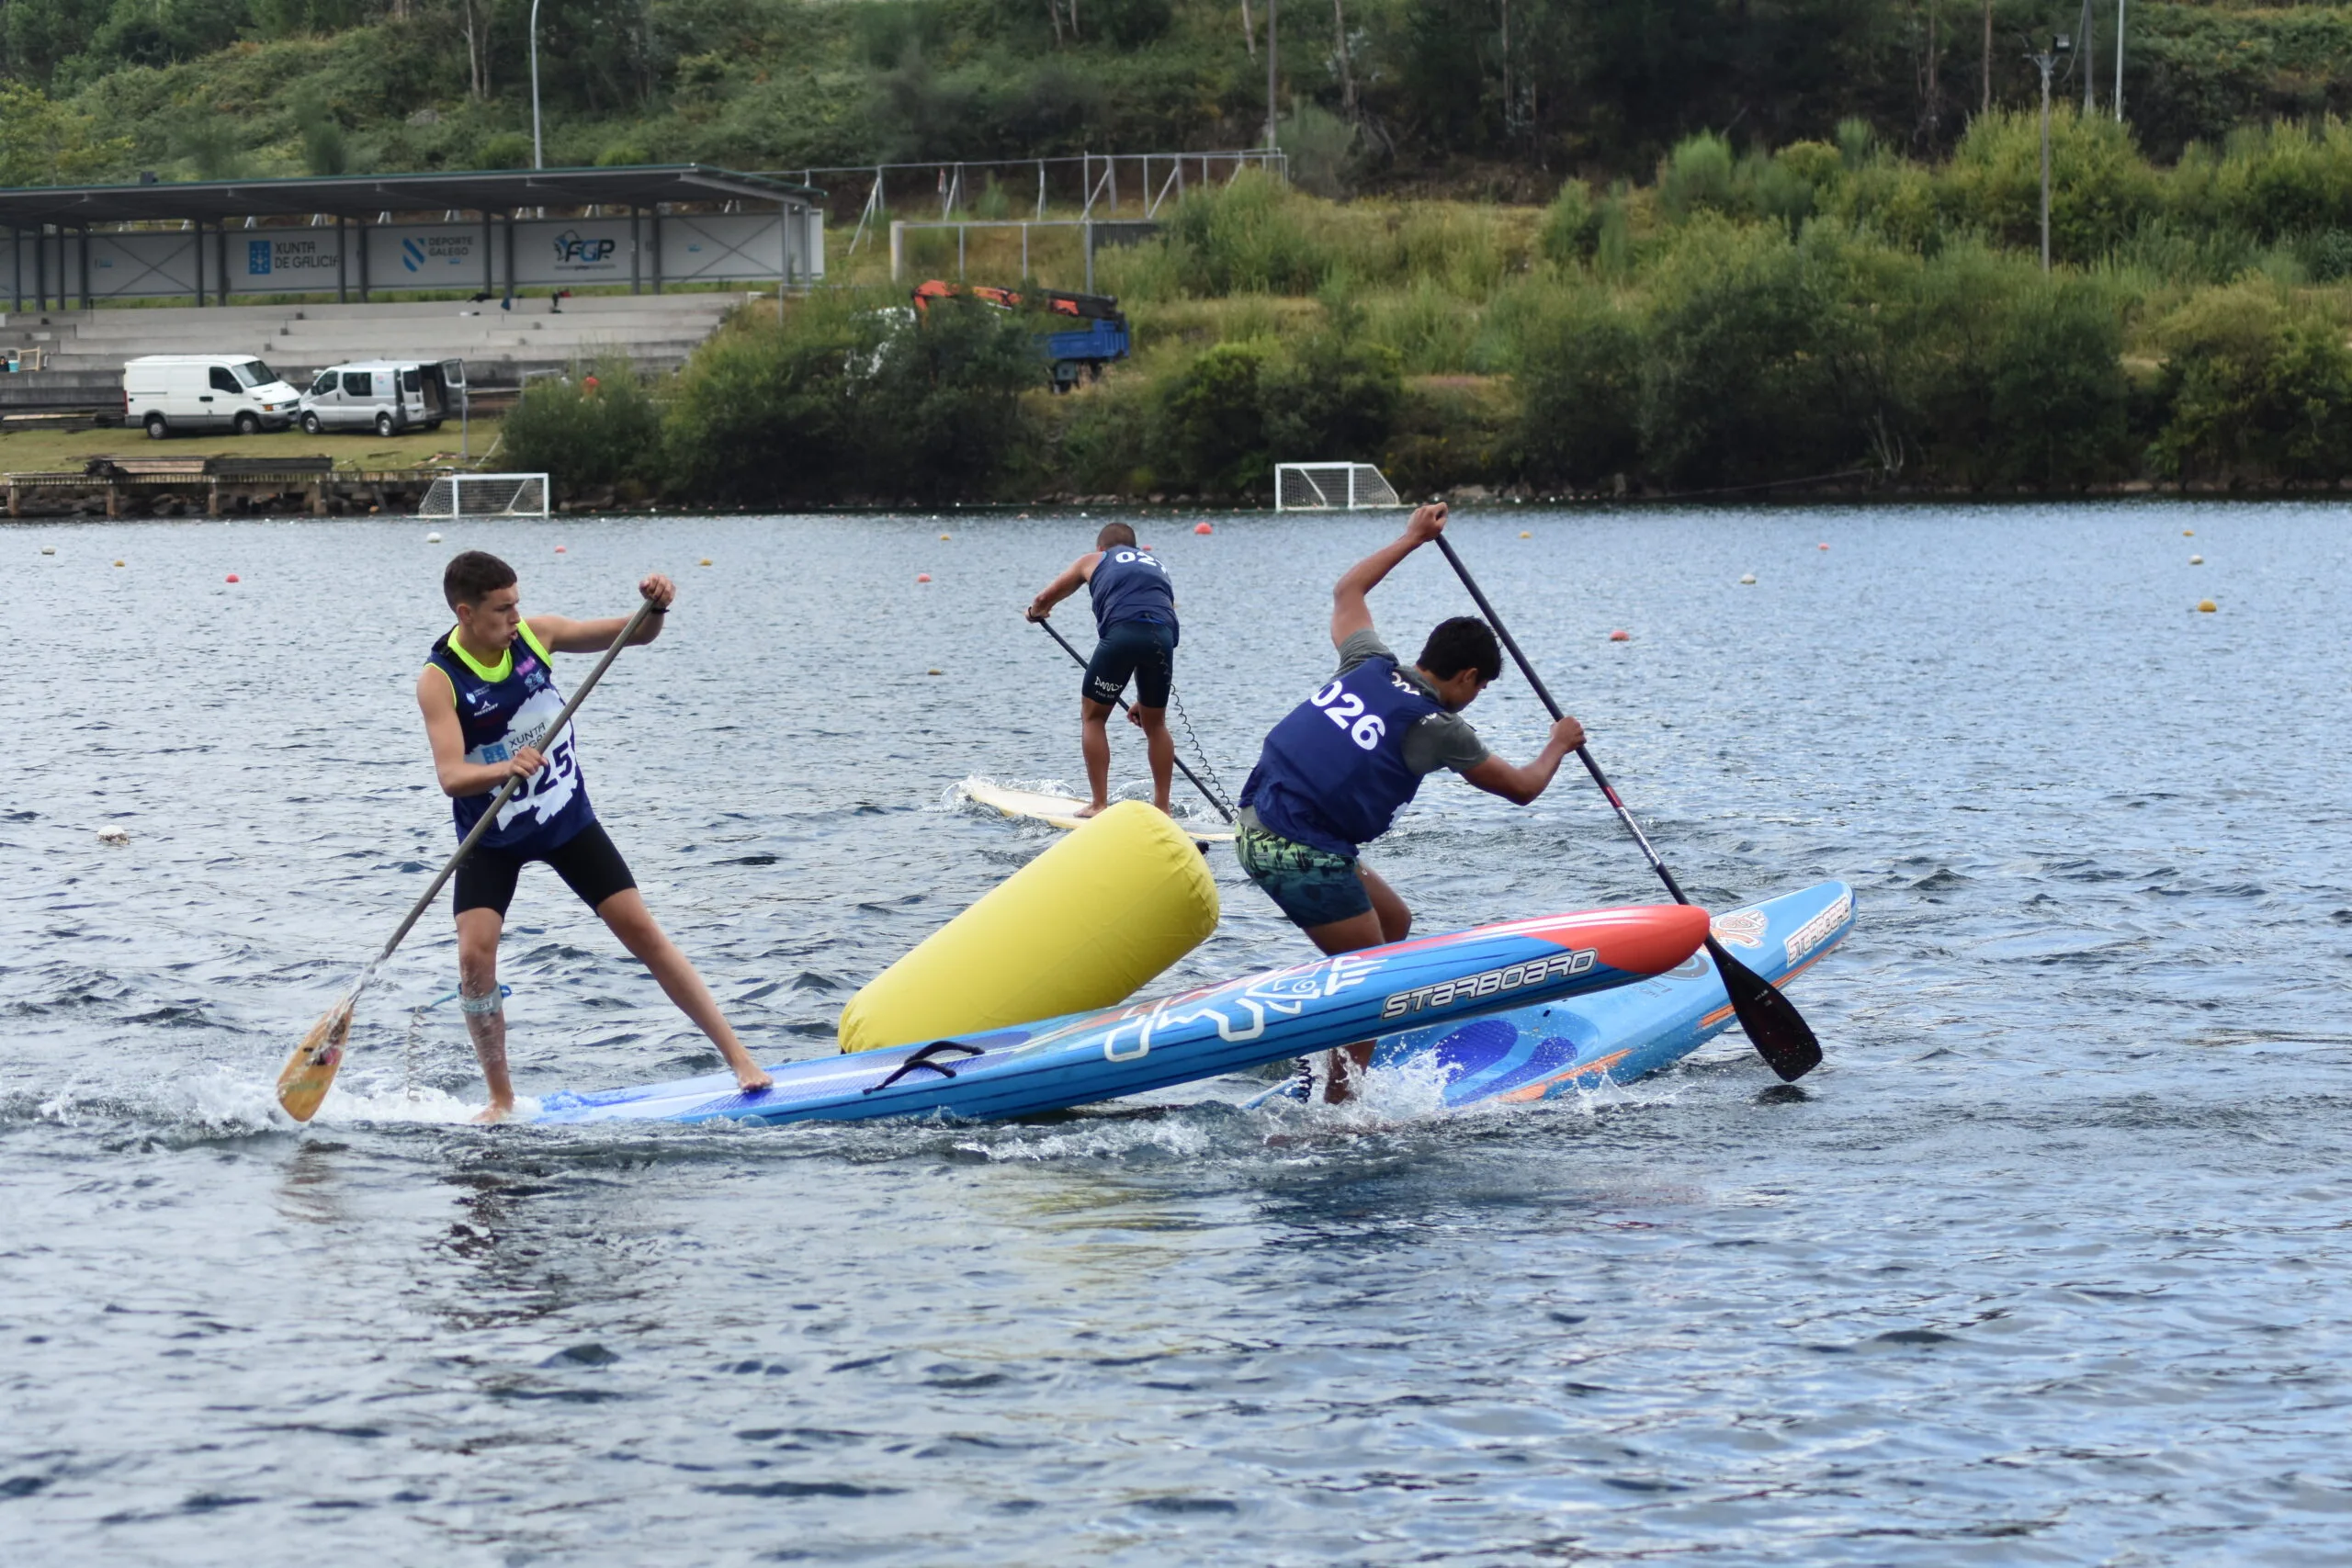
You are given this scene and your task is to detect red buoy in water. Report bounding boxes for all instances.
[225,573,240,583]
[1194,522,1214,535]
[1609,629,1630,642]
[917,573,933,583]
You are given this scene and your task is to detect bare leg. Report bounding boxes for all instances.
[1132,704,1175,813]
[1297,863,1414,1104]
[455,907,515,1122]
[596,888,773,1091]
[1077,697,1115,816]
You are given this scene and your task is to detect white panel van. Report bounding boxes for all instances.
[298,360,453,436]
[124,355,302,438]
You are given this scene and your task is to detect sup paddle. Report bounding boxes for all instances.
[1032,615,1235,824]
[275,596,660,1122]
[1431,534,1823,1082]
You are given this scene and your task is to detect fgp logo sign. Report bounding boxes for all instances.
[552,230,618,271]
[246,236,336,278]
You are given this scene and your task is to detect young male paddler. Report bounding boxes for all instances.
[421,551,773,1122]
[1236,504,1589,1101]
[1023,522,1179,817]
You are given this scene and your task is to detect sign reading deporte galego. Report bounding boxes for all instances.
[1380,947,1599,1021]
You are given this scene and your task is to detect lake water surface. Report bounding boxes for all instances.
[4,502,2347,1565]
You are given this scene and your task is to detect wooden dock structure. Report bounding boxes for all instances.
[4,457,454,518]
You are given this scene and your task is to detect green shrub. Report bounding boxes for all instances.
[477,130,532,169]
[501,355,664,492]
[2151,284,2352,482]
[1947,107,2162,265]
[1657,132,1739,221]
[1984,284,2131,488]
[1159,171,1333,296]
[1513,287,1643,487]
[1156,341,1273,495]
[1535,178,1599,265]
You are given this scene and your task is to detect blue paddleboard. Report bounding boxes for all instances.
[532,902,1714,1127]
[1339,880,1854,1109]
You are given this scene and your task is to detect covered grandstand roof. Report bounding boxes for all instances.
[0,164,822,228]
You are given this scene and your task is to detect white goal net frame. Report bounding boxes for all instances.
[1273,462,1403,512]
[418,473,550,520]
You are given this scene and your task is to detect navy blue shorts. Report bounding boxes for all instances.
[1236,820,1374,930]
[1083,619,1175,708]
[454,820,637,919]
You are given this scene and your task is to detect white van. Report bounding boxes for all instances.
[123,355,303,439]
[299,360,454,436]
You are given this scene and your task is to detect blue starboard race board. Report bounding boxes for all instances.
[532,903,1714,1127]
[1311,880,1854,1110]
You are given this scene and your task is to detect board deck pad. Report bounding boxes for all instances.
[1334,880,1855,1110]
[960,777,1235,842]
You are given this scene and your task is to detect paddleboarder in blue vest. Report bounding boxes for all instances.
[419,551,773,1122]
[1024,522,1179,818]
[1238,504,1588,1100]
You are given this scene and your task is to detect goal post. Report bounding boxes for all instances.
[418,473,550,520]
[1274,462,1403,512]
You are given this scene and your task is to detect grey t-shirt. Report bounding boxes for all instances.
[1332,628,1490,775]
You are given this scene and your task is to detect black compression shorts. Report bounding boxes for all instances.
[453,820,637,919]
[1083,619,1175,709]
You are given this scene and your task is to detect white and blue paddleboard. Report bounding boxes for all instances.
[1320,880,1854,1110]
[532,902,1714,1127]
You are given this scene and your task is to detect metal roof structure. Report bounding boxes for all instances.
[0,164,822,228]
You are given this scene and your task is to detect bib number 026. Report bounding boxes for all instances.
[1311,680,1387,750]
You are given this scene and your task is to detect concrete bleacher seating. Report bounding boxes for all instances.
[0,292,755,389]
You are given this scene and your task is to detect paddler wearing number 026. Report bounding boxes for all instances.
[1023,522,1180,819]
[1236,503,1589,1103]
[418,551,773,1122]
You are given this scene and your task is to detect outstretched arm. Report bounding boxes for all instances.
[1025,553,1101,622]
[1459,716,1587,806]
[1331,503,1447,649]
[529,573,674,654]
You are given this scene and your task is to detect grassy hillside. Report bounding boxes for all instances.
[7,0,2352,197]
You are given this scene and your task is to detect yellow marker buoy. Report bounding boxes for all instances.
[1520,530,1532,538]
[926,668,944,676]
[2184,529,2194,536]
[2190,555,2203,565]
[2197,599,2217,613]
[699,558,712,566]
[940,533,952,541]
[113,558,125,568]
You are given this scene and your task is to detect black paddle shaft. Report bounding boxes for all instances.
[1431,534,1821,1081]
[1033,615,1235,824]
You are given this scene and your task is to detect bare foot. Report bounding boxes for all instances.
[1073,802,1105,818]
[471,1100,514,1124]
[736,1067,774,1093]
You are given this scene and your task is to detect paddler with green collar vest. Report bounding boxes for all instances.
[419,551,772,1122]
[1237,503,1589,1102]
[1023,522,1179,818]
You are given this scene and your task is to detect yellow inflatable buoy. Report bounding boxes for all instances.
[838,801,1218,1054]
[2197,599,2217,613]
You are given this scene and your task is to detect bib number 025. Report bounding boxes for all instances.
[1311,680,1387,750]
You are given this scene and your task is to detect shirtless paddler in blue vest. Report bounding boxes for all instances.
[1237,504,1589,1101]
[1024,522,1179,817]
[420,551,773,1122]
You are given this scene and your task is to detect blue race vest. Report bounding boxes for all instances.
[1088,547,1178,641]
[1240,656,1446,856]
[425,621,596,853]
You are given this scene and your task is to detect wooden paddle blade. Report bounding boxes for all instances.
[276,996,356,1122]
[1706,936,1823,1082]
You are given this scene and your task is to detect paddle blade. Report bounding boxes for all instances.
[277,995,356,1122]
[1706,936,1822,1082]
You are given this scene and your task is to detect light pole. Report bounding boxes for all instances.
[1264,0,1279,151]
[2026,32,2072,275]
[534,0,545,171]
[2115,0,2125,120]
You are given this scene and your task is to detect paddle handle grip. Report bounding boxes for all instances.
[376,597,659,961]
[1431,534,1693,908]
[1033,614,1235,825]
